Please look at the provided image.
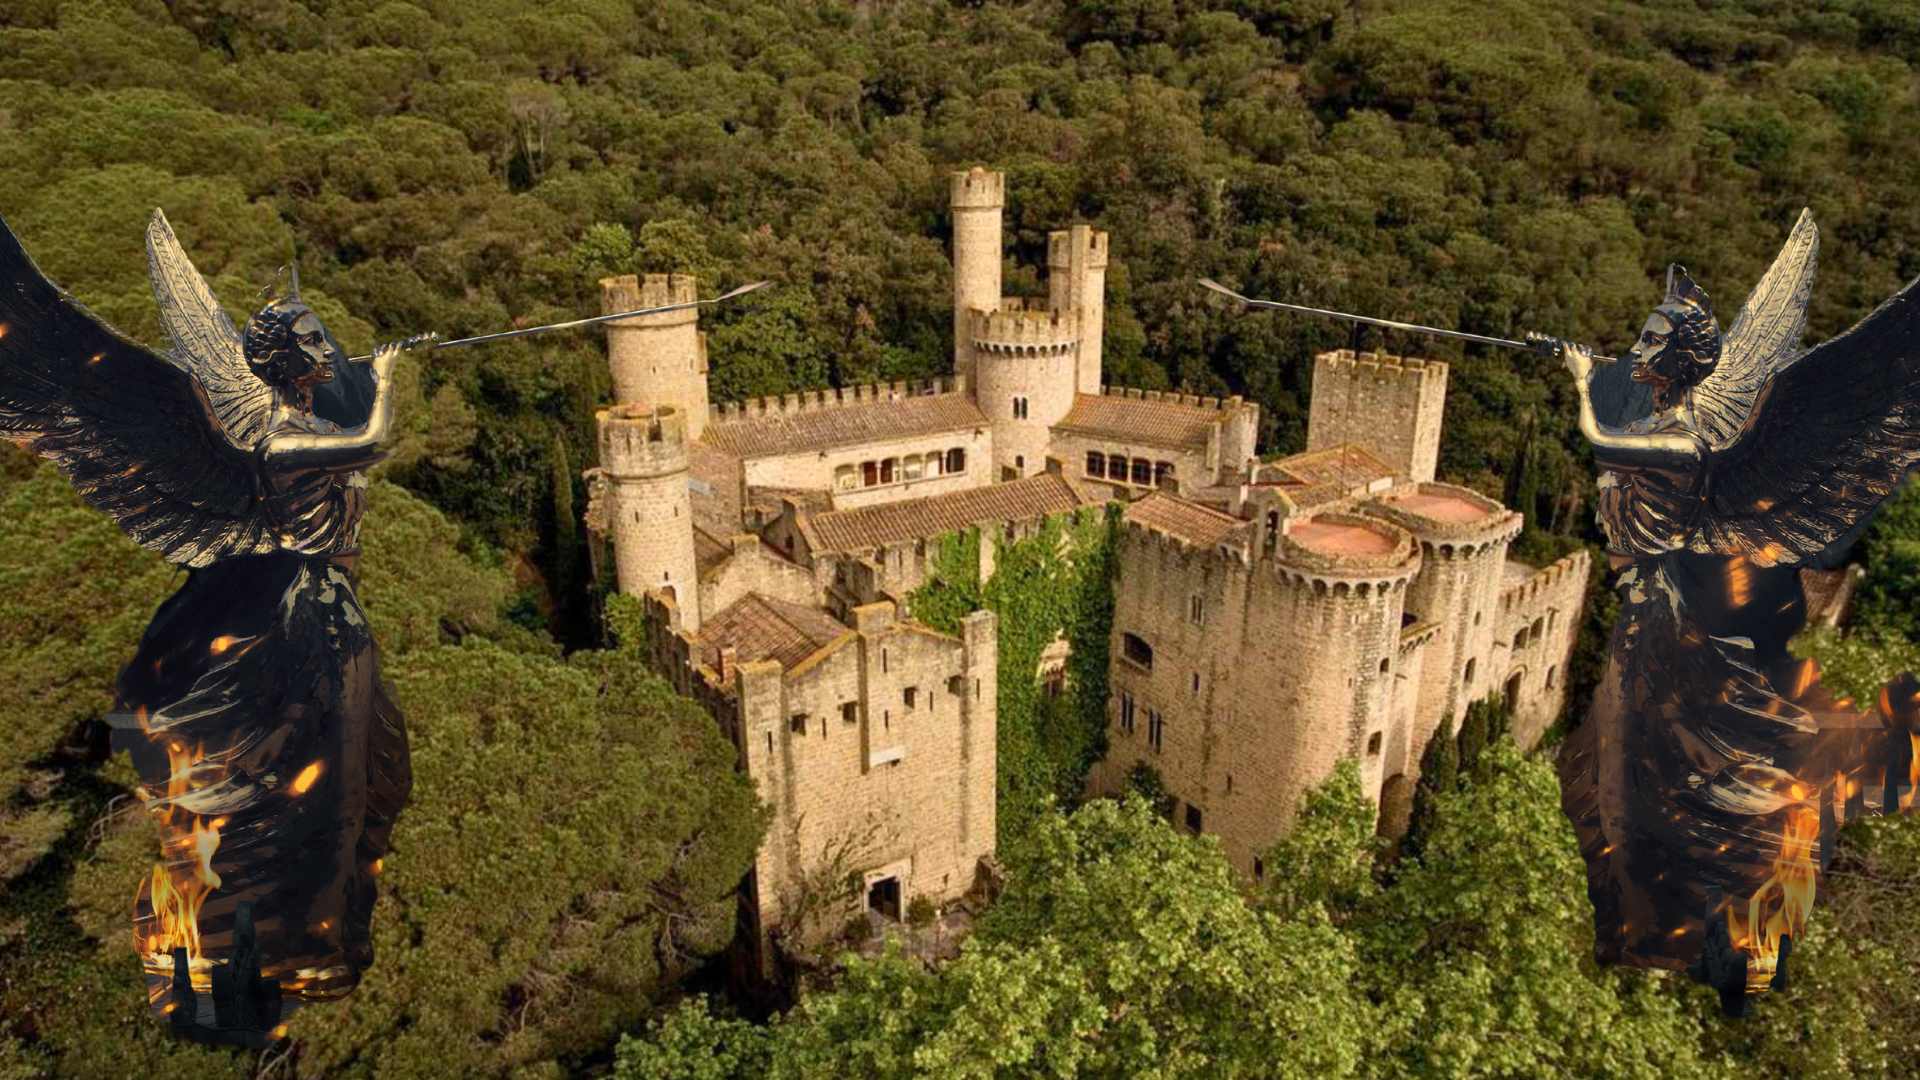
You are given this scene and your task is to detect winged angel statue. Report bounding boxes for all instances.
[1542,210,1920,1013]
[0,212,426,1043]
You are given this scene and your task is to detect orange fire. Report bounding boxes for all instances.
[133,741,224,991]
[1725,802,1820,994]
[1905,733,1920,813]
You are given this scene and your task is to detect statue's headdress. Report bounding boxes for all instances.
[1651,264,1722,387]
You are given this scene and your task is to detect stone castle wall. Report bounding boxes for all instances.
[1307,351,1448,483]
[974,306,1082,479]
[710,376,969,425]
[1047,224,1108,394]
[1493,550,1591,748]
[951,168,1004,388]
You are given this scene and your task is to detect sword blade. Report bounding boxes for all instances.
[1197,278,1616,364]
[346,280,772,363]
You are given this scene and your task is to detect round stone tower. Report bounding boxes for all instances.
[950,167,1005,389]
[597,403,701,631]
[602,273,709,440]
[1363,483,1522,745]
[971,304,1080,479]
[1048,224,1109,395]
[1258,512,1423,823]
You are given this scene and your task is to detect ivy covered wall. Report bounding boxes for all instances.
[909,505,1120,856]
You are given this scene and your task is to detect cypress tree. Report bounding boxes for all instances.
[1403,722,1459,858]
[1457,697,1492,779]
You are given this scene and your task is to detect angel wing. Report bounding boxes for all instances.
[1689,267,1920,566]
[145,209,276,445]
[1691,208,1820,451]
[0,213,279,567]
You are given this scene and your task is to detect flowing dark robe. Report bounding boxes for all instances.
[111,365,409,1015]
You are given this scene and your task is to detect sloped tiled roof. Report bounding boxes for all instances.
[1053,394,1223,451]
[701,393,986,458]
[1123,490,1251,549]
[695,594,851,673]
[1270,444,1395,488]
[806,474,1107,554]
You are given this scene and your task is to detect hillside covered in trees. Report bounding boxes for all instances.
[4,0,1920,1076]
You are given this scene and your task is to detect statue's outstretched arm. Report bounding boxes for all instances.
[260,337,424,472]
[1562,340,1705,471]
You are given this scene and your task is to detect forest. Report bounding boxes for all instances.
[2,0,1919,1076]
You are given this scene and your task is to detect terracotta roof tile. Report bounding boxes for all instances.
[807,474,1107,554]
[1053,394,1224,451]
[1123,490,1251,549]
[695,594,850,673]
[1270,444,1396,488]
[702,393,986,458]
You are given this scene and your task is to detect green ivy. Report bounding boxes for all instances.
[909,504,1120,858]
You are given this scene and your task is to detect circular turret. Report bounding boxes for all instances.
[602,273,709,438]
[597,404,700,630]
[971,303,1081,478]
[950,167,1005,388]
[1363,482,1522,735]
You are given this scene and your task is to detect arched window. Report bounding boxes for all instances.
[1513,626,1528,649]
[1110,454,1129,483]
[834,464,857,492]
[925,451,943,477]
[1379,657,1390,674]
[946,447,966,473]
[862,460,879,487]
[903,454,924,480]
[1463,658,1476,687]
[1015,454,1024,472]
[1086,451,1106,478]
[1131,458,1151,485]
[880,458,896,484]
[1154,461,1174,485]
[1531,616,1545,641]
[1264,510,1280,555]
[1546,665,1558,689]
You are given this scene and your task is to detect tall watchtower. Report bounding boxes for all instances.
[1048,224,1109,395]
[1306,351,1448,483]
[597,403,701,632]
[950,168,1005,388]
[602,273,710,440]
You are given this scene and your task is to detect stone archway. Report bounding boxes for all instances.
[1377,772,1415,838]
[1504,670,1524,714]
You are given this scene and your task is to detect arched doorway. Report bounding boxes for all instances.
[1504,671,1524,714]
[1377,773,1415,838]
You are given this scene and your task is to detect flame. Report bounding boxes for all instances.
[1725,803,1820,994]
[210,635,239,655]
[132,741,224,991]
[1791,658,1818,699]
[1726,559,1751,606]
[290,760,323,795]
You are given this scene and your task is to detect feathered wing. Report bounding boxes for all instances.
[145,209,276,445]
[1690,271,1920,565]
[0,214,278,567]
[1692,209,1820,451]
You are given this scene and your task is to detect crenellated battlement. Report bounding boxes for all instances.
[598,403,689,478]
[1500,549,1592,612]
[1098,385,1253,416]
[970,307,1080,354]
[1316,348,1449,384]
[710,376,969,423]
[1362,482,1521,552]
[950,166,1006,209]
[1048,225,1110,270]
[1271,511,1421,583]
[601,272,700,321]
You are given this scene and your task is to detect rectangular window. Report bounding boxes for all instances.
[1185,804,1203,835]
[1367,731,1383,755]
[1121,632,1154,670]
[1190,671,1200,695]
[1086,451,1105,478]
[862,461,878,487]
[841,701,858,725]
[1120,691,1136,734]
[1189,595,1203,624]
[1253,857,1265,881]
[789,714,807,735]
[1012,396,1028,419]
[1148,709,1164,752]
[1131,458,1152,485]
[880,458,896,484]
[948,674,964,696]
[903,686,917,710]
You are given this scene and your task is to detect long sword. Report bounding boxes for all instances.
[1197,278,1617,364]
[346,280,771,362]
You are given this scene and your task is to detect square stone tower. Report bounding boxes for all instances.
[1306,350,1447,483]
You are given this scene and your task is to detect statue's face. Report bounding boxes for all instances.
[287,311,336,390]
[1628,311,1674,387]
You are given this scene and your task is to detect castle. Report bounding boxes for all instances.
[585,167,1593,960]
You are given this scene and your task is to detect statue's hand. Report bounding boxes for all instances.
[1525,332,1592,382]
[370,333,436,382]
